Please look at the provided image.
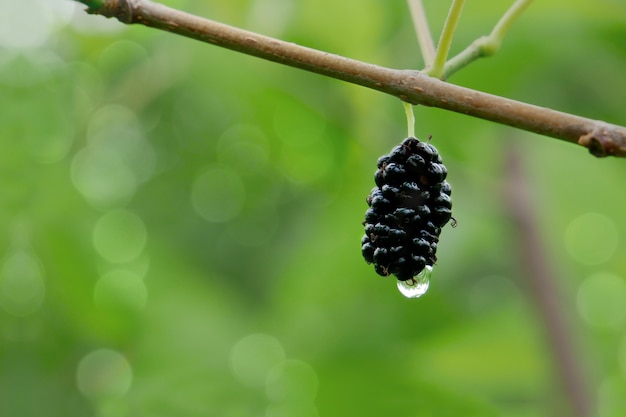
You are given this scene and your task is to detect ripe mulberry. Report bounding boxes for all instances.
[362,137,452,282]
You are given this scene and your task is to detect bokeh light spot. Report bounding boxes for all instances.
[76,349,133,399]
[230,333,286,388]
[266,359,319,404]
[87,105,155,183]
[0,0,62,49]
[191,166,246,222]
[0,251,45,317]
[94,270,148,312]
[577,272,626,329]
[93,210,147,263]
[565,213,618,265]
[218,124,270,174]
[72,105,155,208]
[71,146,137,208]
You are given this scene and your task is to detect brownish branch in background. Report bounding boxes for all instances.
[79,0,626,157]
[506,145,592,417]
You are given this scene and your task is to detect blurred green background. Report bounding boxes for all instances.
[1,0,626,416]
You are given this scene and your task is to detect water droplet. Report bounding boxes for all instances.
[397,266,432,298]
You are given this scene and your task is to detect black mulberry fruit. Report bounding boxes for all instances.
[362,136,453,282]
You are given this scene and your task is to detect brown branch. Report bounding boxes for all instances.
[506,145,593,417]
[81,0,626,158]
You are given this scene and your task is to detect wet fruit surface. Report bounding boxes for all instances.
[362,137,453,282]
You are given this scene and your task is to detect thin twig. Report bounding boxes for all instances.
[506,145,592,417]
[407,0,436,68]
[76,0,626,157]
[491,0,534,46]
[443,0,533,79]
[428,0,466,79]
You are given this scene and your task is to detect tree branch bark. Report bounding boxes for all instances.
[79,0,626,158]
[506,145,593,417]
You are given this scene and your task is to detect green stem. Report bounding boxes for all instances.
[403,102,416,138]
[407,0,436,69]
[75,0,106,9]
[427,0,466,79]
[443,0,533,79]
[491,0,533,43]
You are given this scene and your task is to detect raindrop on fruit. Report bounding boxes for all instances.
[397,266,432,298]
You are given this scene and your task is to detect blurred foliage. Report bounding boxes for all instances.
[1,0,626,416]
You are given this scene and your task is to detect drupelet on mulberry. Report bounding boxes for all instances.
[362,137,453,281]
